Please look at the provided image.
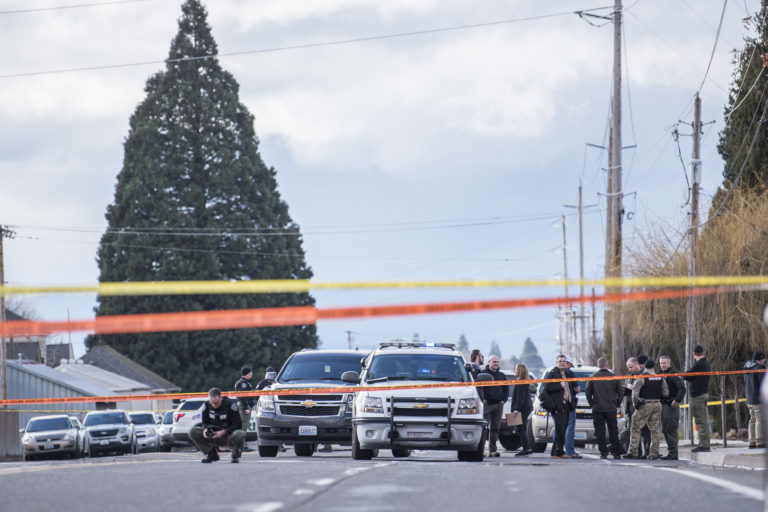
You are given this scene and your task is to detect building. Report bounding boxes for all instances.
[55,361,160,412]
[80,345,180,395]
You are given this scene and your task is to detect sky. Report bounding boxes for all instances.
[0,0,760,369]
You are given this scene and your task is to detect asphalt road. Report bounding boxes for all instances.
[1,445,763,512]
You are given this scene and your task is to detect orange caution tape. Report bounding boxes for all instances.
[0,286,739,338]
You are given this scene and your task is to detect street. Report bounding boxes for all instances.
[0,445,763,512]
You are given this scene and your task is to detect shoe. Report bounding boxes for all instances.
[559,454,572,459]
[623,453,641,459]
[600,454,608,459]
[231,457,239,463]
[242,446,254,452]
[568,453,583,459]
[488,451,500,457]
[691,447,711,453]
[612,453,622,460]
[662,454,678,460]
[515,450,532,457]
[201,450,220,463]
[647,455,661,460]
[756,444,765,449]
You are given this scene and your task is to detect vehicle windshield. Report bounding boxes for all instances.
[278,353,364,382]
[572,371,592,392]
[178,400,206,411]
[162,411,173,424]
[27,417,71,432]
[84,412,128,426]
[365,354,469,382]
[130,413,156,425]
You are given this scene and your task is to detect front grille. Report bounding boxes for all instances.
[392,407,449,417]
[90,429,119,437]
[576,413,593,420]
[280,405,340,416]
[278,395,343,401]
[35,434,64,442]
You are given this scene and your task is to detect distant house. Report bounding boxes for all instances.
[80,345,180,394]
[2,307,73,366]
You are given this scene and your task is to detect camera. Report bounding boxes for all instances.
[203,427,217,439]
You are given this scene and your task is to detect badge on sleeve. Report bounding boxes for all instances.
[231,402,239,412]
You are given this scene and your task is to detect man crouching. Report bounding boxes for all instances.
[189,388,245,463]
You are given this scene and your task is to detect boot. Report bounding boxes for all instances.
[201,449,220,463]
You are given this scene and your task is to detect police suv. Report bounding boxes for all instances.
[343,342,487,461]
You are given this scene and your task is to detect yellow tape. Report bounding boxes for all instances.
[2,275,768,296]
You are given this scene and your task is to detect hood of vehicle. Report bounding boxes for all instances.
[269,381,355,391]
[25,428,75,438]
[362,381,478,399]
[85,423,130,431]
[133,425,157,434]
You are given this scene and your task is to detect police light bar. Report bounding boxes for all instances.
[378,341,456,349]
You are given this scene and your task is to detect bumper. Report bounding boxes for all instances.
[352,418,486,450]
[256,414,353,446]
[88,437,132,453]
[136,436,158,451]
[22,439,79,456]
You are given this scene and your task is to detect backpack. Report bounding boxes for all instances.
[538,385,556,413]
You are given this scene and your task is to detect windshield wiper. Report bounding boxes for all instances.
[367,376,417,383]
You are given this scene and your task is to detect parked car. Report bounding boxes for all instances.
[129,411,161,453]
[20,414,82,461]
[345,342,486,461]
[171,399,207,447]
[528,365,626,452]
[255,349,366,457]
[157,410,175,451]
[83,410,136,457]
[69,416,87,457]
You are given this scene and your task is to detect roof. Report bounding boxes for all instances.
[6,360,115,398]
[6,341,72,366]
[80,345,180,392]
[55,362,153,394]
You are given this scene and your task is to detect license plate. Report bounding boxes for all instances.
[574,432,587,440]
[298,425,317,436]
[43,443,54,450]
[407,431,431,439]
[100,440,109,446]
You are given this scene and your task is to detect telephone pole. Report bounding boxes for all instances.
[0,225,15,402]
[561,214,571,356]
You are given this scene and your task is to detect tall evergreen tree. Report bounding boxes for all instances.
[456,334,469,358]
[716,1,768,198]
[86,0,317,391]
[488,340,502,360]
[520,337,544,373]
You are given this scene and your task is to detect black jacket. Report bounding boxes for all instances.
[744,360,766,405]
[659,366,686,404]
[585,369,623,413]
[510,380,533,417]
[201,397,242,434]
[480,367,509,403]
[544,367,577,412]
[684,357,710,398]
[234,377,255,410]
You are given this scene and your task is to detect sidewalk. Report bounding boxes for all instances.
[678,440,766,469]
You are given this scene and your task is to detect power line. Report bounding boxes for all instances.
[0,8,607,79]
[697,0,728,95]
[0,0,151,15]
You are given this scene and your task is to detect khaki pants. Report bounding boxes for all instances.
[628,401,662,457]
[690,394,710,449]
[188,425,245,458]
[748,404,763,445]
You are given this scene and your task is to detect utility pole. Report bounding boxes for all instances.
[0,225,14,403]
[346,330,354,350]
[561,214,570,356]
[684,93,702,442]
[608,0,624,375]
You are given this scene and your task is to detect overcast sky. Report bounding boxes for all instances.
[0,0,758,369]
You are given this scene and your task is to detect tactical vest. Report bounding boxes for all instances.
[639,376,663,399]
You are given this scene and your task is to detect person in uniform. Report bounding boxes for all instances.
[235,366,255,451]
[624,359,668,460]
[744,351,766,449]
[684,345,711,453]
[188,387,245,463]
[658,355,686,460]
[585,357,623,459]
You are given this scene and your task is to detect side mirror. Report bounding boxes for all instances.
[341,371,361,384]
[464,363,474,373]
[19,428,24,435]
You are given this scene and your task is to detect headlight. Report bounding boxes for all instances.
[457,398,479,415]
[22,435,33,444]
[62,433,75,441]
[258,395,275,413]
[119,427,130,435]
[345,394,355,413]
[536,406,548,416]
[363,396,383,413]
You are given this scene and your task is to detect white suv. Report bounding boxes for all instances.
[344,342,486,461]
[170,399,207,446]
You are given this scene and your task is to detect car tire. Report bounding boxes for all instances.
[258,445,279,457]
[499,432,521,451]
[351,427,374,460]
[294,443,316,457]
[528,419,547,453]
[457,427,486,462]
[391,448,411,458]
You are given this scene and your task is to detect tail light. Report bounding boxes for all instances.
[174,413,185,423]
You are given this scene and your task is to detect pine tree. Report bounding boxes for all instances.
[520,337,545,374]
[456,334,469,358]
[716,2,768,198]
[488,340,502,360]
[85,0,317,391]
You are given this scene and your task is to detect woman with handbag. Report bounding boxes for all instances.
[510,363,534,456]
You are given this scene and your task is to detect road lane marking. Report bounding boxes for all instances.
[292,489,314,496]
[654,467,763,501]
[0,458,176,476]
[236,503,283,512]
[306,478,335,486]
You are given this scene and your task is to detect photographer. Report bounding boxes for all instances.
[188,388,245,463]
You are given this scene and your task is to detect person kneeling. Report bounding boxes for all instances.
[188,387,245,463]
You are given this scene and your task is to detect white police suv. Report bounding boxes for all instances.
[342,342,487,461]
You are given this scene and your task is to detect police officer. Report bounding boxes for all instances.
[235,366,255,451]
[188,388,245,463]
[625,359,668,460]
[684,345,711,452]
[256,366,277,391]
[658,355,686,460]
[744,350,766,448]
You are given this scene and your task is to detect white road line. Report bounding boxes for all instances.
[306,478,335,486]
[654,467,763,501]
[292,489,314,496]
[248,503,283,512]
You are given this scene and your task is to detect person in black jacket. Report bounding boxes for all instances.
[234,366,255,450]
[684,345,711,452]
[544,354,577,458]
[585,357,623,459]
[744,351,767,448]
[510,363,534,457]
[481,355,508,457]
[659,355,686,460]
[188,388,245,463]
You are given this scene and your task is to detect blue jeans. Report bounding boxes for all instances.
[565,409,576,455]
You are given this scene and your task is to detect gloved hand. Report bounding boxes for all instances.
[634,398,645,410]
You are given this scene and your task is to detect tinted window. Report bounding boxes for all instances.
[178,400,206,411]
[27,417,71,432]
[84,412,128,426]
[366,354,469,382]
[130,413,156,424]
[163,412,173,424]
[279,353,364,382]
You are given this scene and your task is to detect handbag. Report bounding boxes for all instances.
[538,386,555,413]
[505,411,522,426]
